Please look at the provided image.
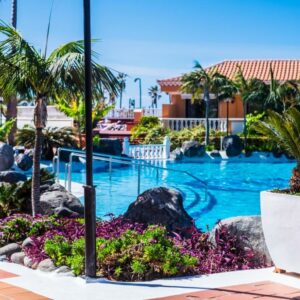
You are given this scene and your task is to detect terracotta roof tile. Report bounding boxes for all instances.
[158,60,300,88]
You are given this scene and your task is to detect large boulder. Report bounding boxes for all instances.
[210,216,272,265]
[0,243,21,257]
[170,148,183,161]
[124,187,194,231]
[40,183,84,217]
[181,141,205,158]
[0,143,14,171]
[222,135,243,157]
[0,171,27,183]
[93,138,123,156]
[15,153,33,171]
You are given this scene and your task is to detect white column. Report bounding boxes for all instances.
[122,137,130,156]
[163,136,171,159]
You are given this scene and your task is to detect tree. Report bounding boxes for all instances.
[255,108,300,192]
[0,23,120,216]
[117,73,127,108]
[181,61,228,145]
[266,67,300,111]
[219,66,268,148]
[148,85,161,108]
[57,95,113,148]
[5,0,18,145]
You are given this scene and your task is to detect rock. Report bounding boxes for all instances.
[13,145,25,155]
[54,266,72,274]
[170,148,183,160]
[93,138,123,156]
[22,237,34,248]
[15,154,33,171]
[37,258,56,272]
[11,252,25,265]
[124,187,194,231]
[210,216,272,265]
[222,135,243,157]
[0,243,21,257]
[210,150,221,158]
[40,183,84,217]
[24,256,36,268]
[181,141,205,157]
[0,143,14,171]
[0,171,27,183]
[0,255,8,262]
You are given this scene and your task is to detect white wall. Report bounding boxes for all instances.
[17,105,73,129]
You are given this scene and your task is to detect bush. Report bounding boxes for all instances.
[131,116,161,141]
[16,126,77,159]
[96,226,197,281]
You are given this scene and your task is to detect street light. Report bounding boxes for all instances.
[0,97,3,126]
[83,0,96,278]
[134,77,142,108]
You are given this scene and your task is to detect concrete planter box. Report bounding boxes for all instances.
[261,191,300,273]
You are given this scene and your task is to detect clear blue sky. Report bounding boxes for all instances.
[1,0,300,108]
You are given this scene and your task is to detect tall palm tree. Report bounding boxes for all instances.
[5,0,18,145]
[148,85,161,108]
[266,67,300,111]
[117,73,127,108]
[255,108,300,192]
[181,61,228,145]
[219,66,267,148]
[0,23,120,216]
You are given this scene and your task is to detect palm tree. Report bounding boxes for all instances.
[266,67,300,111]
[0,23,120,216]
[219,66,267,148]
[181,61,228,145]
[117,73,127,108]
[255,108,300,192]
[5,0,18,145]
[148,85,161,108]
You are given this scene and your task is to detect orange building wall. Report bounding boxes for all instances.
[218,95,244,118]
[162,94,186,118]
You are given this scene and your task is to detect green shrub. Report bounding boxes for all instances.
[0,217,32,245]
[246,113,265,136]
[44,236,72,266]
[96,226,197,281]
[131,116,161,141]
[143,125,170,145]
[0,119,16,142]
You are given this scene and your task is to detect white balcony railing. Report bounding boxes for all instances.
[161,118,228,132]
[143,108,162,117]
[106,109,134,119]
[123,136,170,160]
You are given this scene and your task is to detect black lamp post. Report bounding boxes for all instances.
[0,97,3,126]
[83,0,96,278]
[134,77,142,108]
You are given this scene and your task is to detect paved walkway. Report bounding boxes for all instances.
[1,263,300,300]
[0,269,50,300]
[151,281,300,299]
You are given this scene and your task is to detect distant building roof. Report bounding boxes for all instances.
[158,60,300,88]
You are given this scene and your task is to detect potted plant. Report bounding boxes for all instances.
[256,108,300,273]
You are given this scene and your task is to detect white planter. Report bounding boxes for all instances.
[261,191,300,273]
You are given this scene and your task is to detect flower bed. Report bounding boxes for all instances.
[0,214,267,281]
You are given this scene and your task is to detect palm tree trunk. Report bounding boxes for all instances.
[6,0,18,145]
[204,87,210,145]
[31,96,47,217]
[31,127,43,216]
[290,162,300,193]
[6,95,17,145]
[119,90,123,108]
[243,101,247,149]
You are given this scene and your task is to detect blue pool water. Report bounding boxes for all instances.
[60,159,295,230]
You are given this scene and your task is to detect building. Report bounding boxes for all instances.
[158,60,300,120]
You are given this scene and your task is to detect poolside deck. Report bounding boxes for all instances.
[1,262,300,300]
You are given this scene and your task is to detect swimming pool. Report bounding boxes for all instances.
[61,159,295,230]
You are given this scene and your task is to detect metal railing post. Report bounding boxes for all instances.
[109,157,112,181]
[68,153,73,192]
[64,163,69,189]
[56,148,61,183]
[137,163,141,196]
